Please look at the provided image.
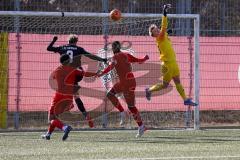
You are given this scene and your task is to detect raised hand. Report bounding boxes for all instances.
[163,4,171,11]
[144,55,149,61]
[53,36,58,42]
[139,55,149,64]
[163,4,171,16]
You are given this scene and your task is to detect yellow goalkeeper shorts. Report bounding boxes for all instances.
[161,61,180,83]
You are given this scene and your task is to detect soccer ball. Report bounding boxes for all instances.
[109,9,121,21]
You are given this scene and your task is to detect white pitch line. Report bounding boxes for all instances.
[95,155,240,160]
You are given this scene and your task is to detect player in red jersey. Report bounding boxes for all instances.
[47,35,107,128]
[97,41,149,137]
[42,54,97,140]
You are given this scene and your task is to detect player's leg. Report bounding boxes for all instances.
[145,63,171,100]
[173,76,197,106]
[106,83,125,125]
[41,113,56,140]
[172,63,197,106]
[42,95,62,140]
[74,95,86,116]
[123,87,145,137]
[74,74,94,127]
[42,97,73,140]
[43,113,70,140]
[172,75,186,100]
[74,94,94,128]
[56,100,74,141]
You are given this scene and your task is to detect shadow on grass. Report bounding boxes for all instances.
[69,134,240,145]
[1,130,240,145]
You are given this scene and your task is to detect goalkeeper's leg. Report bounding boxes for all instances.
[173,76,197,106]
[145,81,169,101]
[145,63,172,101]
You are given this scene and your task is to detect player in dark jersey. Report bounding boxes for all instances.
[42,54,97,140]
[47,35,107,128]
[97,41,149,137]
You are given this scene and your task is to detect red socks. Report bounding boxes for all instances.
[48,122,55,133]
[48,119,64,133]
[129,107,143,126]
[116,104,124,112]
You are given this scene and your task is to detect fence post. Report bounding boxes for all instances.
[101,0,109,128]
[185,36,193,128]
[14,0,21,129]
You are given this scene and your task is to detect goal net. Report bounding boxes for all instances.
[0,11,199,130]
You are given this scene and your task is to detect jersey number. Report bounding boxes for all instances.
[66,50,73,63]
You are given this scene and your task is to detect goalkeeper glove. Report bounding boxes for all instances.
[163,4,171,16]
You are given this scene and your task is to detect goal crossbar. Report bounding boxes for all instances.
[0,11,199,19]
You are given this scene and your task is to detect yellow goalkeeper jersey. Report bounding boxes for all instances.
[156,16,176,62]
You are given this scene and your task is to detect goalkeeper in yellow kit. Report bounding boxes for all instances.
[145,4,197,106]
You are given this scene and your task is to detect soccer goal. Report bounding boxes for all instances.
[0,11,199,130]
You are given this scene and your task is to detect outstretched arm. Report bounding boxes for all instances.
[73,68,98,77]
[97,63,115,77]
[83,71,98,77]
[127,54,149,64]
[83,50,107,63]
[47,36,60,52]
[159,4,171,38]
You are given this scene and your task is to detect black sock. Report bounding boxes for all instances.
[75,98,87,117]
[82,111,88,118]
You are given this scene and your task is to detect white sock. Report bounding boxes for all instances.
[140,124,144,128]
[120,111,125,117]
[46,132,51,136]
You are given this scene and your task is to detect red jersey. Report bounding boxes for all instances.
[53,65,85,95]
[102,52,147,82]
[113,52,133,81]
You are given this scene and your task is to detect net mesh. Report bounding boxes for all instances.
[1,13,197,129]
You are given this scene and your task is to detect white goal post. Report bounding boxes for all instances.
[0,11,200,130]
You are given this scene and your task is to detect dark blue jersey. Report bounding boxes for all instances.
[49,44,88,56]
[47,40,106,68]
[47,44,91,67]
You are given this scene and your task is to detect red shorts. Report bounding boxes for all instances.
[112,76,136,107]
[49,93,74,115]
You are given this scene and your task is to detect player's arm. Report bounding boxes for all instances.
[47,36,61,52]
[127,54,149,64]
[97,62,115,77]
[82,49,107,63]
[83,71,98,77]
[158,4,171,38]
[74,68,97,77]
